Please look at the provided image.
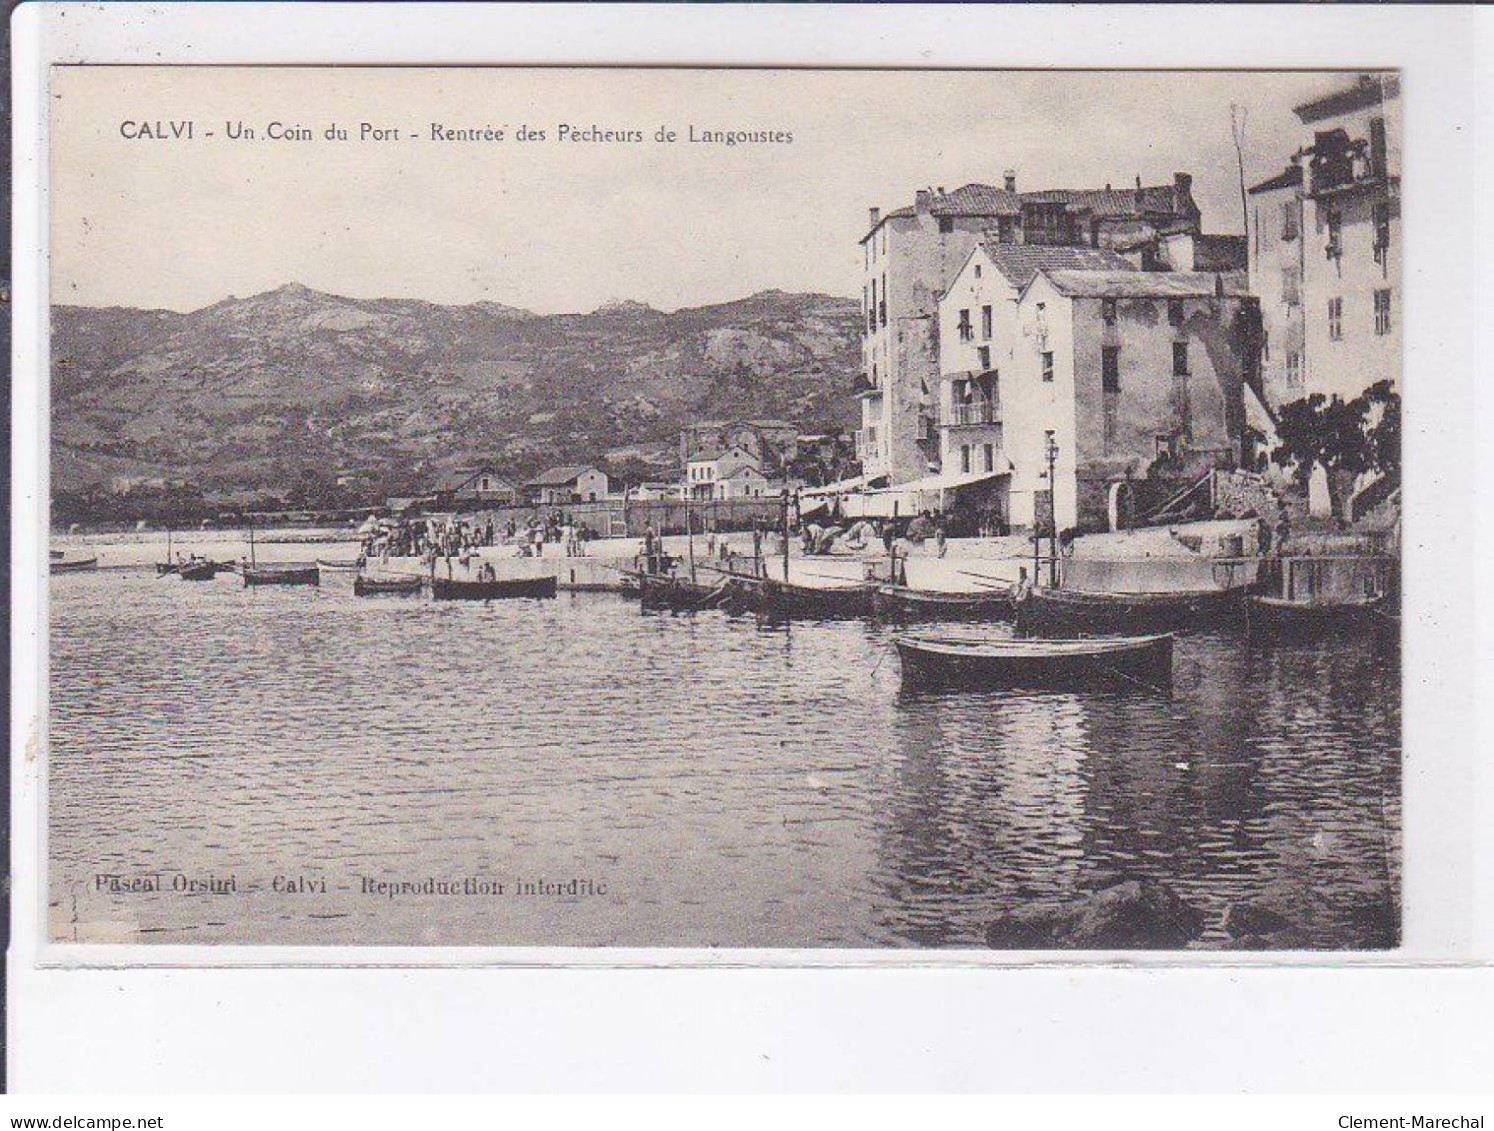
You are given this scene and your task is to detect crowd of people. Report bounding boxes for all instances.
[359,510,601,564]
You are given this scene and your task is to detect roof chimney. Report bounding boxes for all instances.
[1135,175,1142,190]
[914,189,932,214]
[1003,169,1016,193]
[1174,172,1193,200]
[936,185,945,195]
[869,206,881,227]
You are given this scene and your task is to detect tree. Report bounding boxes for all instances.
[1270,380,1399,518]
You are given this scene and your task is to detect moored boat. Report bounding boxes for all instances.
[872,583,1015,621]
[178,559,220,581]
[50,554,99,575]
[1246,593,1390,633]
[316,558,362,571]
[730,574,877,619]
[895,632,1174,690]
[629,570,739,612]
[242,565,321,587]
[430,574,557,601]
[353,575,424,597]
[1015,585,1242,636]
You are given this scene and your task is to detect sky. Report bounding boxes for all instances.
[50,66,1363,314]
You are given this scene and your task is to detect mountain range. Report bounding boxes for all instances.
[50,283,862,501]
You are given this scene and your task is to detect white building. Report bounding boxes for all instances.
[1247,73,1400,409]
[685,446,761,500]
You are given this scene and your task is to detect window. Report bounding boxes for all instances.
[1253,207,1261,256]
[983,444,995,473]
[1374,202,1391,263]
[1261,331,1270,363]
[1374,289,1392,335]
[1281,201,1299,242]
[1328,297,1343,341]
[879,275,887,326]
[998,217,1015,243]
[1167,299,1185,327]
[1102,346,1121,392]
[1041,351,1054,383]
[1281,265,1300,307]
[981,305,993,339]
[1172,341,1189,376]
[957,309,972,342]
[1369,116,1388,180]
[1326,208,1342,260]
[977,346,991,371]
[1102,299,1117,325]
[974,264,982,279]
[960,445,971,473]
[938,217,954,234]
[1286,351,1303,388]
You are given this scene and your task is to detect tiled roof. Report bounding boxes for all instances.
[525,465,598,487]
[866,179,1192,240]
[1294,74,1398,125]
[1248,165,1304,195]
[436,466,500,492]
[980,243,1135,287]
[1035,269,1252,300]
[1019,186,1181,215]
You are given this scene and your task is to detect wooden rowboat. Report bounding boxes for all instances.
[730,575,877,619]
[316,558,362,571]
[242,565,320,587]
[431,574,557,601]
[178,560,220,581]
[872,584,1015,621]
[1246,593,1390,633]
[895,632,1174,690]
[50,555,99,574]
[628,570,740,612]
[353,575,424,597]
[1015,585,1241,636]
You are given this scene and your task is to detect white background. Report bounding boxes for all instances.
[9,3,1493,1092]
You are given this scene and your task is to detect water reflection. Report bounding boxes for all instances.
[48,570,1398,948]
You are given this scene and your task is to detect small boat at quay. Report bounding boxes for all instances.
[1015,585,1242,637]
[50,554,99,575]
[177,559,220,582]
[353,575,424,597]
[242,565,321,588]
[1246,593,1391,633]
[630,570,740,613]
[895,632,1174,691]
[431,574,557,601]
[872,584,1016,621]
[729,575,878,619]
[316,558,362,571]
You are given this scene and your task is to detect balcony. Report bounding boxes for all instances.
[945,399,1000,427]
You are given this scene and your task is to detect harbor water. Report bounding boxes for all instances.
[48,563,1400,949]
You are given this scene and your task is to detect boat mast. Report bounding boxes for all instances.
[781,489,791,583]
[686,487,695,584]
[248,518,256,569]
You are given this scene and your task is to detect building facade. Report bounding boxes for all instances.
[679,420,800,475]
[1247,74,1400,410]
[524,466,610,505]
[1005,270,1257,532]
[858,173,1203,487]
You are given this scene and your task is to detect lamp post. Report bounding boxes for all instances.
[1045,433,1060,588]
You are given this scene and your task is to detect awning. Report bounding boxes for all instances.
[866,468,1010,495]
[801,474,874,498]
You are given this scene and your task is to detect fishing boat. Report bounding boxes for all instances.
[872,583,1015,621]
[1014,585,1242,636]
[895,632,1174,691]
[626,569,739,612]
[731,574,878,619]
[430,574,557,601]
[177,559,220,582]
[353,575,424,597]
[1246,592,1390,633]
[50,554,99,575]
[316,557,362,571]
[242,565,321,587]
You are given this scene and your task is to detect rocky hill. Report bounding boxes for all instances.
[51,283,861,502]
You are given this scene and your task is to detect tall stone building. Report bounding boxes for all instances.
[857,173,1203,485]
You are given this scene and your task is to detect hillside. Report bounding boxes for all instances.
[50,283,862,503]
